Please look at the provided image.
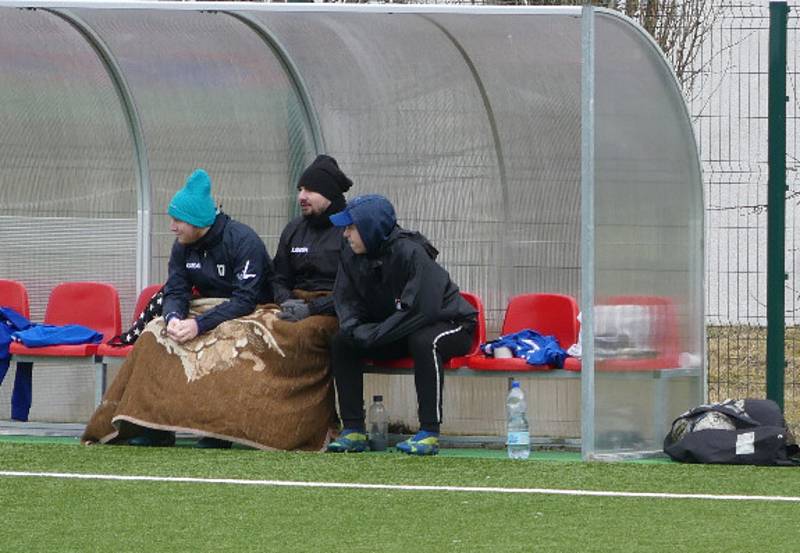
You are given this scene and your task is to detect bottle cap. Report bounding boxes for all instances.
[373,395,383,402]
[511,380,520,389]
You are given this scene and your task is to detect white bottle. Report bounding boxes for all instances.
[506,380,531,460]
[367,395,388,452]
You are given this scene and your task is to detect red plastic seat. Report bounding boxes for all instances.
[9,282,121,358]
[446,292,486,369]
[467,293,579,372]
[367,291,487,371]
[598,295,680,372]
[96,284,162,359]
[0,279,30,318]
[563,295,681,372]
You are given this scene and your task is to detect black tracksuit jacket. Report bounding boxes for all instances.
[272,212,343,316]
[334,226,476,349]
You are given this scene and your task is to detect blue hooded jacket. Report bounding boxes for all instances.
[1,307,30,362]
[0,307,32,420]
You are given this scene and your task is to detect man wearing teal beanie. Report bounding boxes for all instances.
[167,168,218,228]
[162,168,275,342]
[129,169,276,448]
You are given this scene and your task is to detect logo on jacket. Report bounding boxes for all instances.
[291,246,309,254]
[186,262,201,270]
[217,264,225,277]
[236,260,257,281]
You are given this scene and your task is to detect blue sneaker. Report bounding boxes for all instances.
[326,429,368,453]
[395,431,439,456]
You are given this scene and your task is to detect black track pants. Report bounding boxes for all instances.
[330,320,474,432]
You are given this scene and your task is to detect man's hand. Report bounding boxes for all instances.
[166,317,182,338]
[351,322,379,347]
[277,299,311,322]
[166,318,199,343]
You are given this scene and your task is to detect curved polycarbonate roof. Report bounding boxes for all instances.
[0,2,703,457]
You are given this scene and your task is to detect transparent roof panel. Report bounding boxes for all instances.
[254,11,584,329]
[427,13,583,319]
[0,7,137,218]
[0,4,705,459]
[590,11,704,456]
[252,13,499,285]
[70,8,316,281]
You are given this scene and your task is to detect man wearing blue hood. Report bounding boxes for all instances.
[326,195,477,456]
[129,168,276,448]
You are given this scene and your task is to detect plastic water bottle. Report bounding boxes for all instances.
[506,381,530,460]
[367,395,388,452]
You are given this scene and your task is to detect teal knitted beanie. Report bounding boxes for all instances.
[168,169,217,228]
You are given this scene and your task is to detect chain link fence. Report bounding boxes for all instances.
[692,2,799,433]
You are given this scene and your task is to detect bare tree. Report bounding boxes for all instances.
[609,0,721,94]
[497,1,720,94]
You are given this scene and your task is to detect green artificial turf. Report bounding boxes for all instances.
[1,443,799,552]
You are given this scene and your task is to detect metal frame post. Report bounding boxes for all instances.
[767,0,788,410]
[580,3,596,460]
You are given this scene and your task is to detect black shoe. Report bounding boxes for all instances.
[195,437,232,449]
[128,429,175,447]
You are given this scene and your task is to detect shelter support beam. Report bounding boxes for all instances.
[767,1,788,411]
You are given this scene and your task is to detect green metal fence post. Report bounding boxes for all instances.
[767,0,789,411]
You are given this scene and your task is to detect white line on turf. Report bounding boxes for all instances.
[0,470,797,503]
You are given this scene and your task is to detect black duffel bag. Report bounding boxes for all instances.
[663,398,799,466]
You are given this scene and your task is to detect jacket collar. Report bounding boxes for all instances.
[187,212,228,251]
[372,227,438,260]
[306,199,344,229]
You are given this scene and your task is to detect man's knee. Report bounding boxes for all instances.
[330,332,364,373]
[330,331,356,356]
[407,328,436,359]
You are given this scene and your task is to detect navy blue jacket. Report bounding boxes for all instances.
[163,213,275,334]
[0,307,32,420]
[334,226,476,349]
[1,307,30,363]
[272,211,343,316]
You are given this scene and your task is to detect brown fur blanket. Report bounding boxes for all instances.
[81,298,338,451]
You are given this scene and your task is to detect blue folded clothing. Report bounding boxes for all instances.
[1,307,31,334]
[12,324,103,347]
[481,329,567,368]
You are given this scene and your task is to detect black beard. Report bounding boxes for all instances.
[305,197,346,228]
[305,210,333,229]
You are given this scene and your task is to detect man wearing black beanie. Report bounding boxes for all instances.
[273,154,353,321]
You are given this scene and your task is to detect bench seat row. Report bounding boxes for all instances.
[1,278,684,409]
